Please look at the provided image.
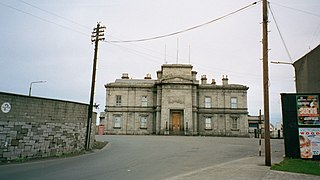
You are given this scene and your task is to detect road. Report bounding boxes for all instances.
[0,135,284,180]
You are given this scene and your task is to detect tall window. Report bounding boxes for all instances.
[116,95,121,106]
[205,97,211,108]
[231,97,237,108]
[114,116,121,128]
[141,96,147,107]
[205,118,212,129]
[232,118,238,129]
[140,116,147,129]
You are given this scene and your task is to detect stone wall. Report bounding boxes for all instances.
[0,92,96,162]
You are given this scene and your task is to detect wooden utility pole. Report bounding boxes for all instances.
[85,22,106,150]
[262,0,271,166]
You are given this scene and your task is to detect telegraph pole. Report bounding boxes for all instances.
[262,0,271,166]
[85,22,106,150]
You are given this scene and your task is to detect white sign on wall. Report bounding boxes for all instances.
[1,102,11,113]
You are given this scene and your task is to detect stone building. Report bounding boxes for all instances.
[103,64,249,137]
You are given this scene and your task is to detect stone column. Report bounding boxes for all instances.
[192,85,198,135]
[156,85,162,134]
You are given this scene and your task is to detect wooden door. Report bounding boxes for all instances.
[172,112,181,132]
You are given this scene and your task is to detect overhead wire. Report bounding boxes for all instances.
[105,34,179,62]
[308,23,320,50]
[1,0,269,80]
[17,0,91,30]
[105,42,165,64]
[270,2,320,18]
[268,2,292,62]
[105,34,264,79]
[0,1,89,37]
[106,1,260,43]
[269,1,320,50]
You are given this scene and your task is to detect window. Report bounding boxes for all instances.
[116,95,121,106]
[231,97,237,108]
[232,118,238,129]
[140,116,147,129]
[205,97,211,108]
[141,96,147,107]
[205,118,212,129]
[114,116,121,128]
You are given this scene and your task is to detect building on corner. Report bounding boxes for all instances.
[103,64,249,137]
[293,44,320,93]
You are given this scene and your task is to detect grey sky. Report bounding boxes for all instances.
[0,0,319,125]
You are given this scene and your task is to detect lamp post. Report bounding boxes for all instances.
[29,80,47,96]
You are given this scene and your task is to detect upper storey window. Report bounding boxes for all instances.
[116,95,121,106]
[205,97,211,108]
[231,97,237,108]
[141,96,147,107]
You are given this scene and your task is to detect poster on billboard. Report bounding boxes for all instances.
[299,128,320,159]
[296,95,319,125]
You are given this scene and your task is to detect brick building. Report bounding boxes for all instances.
[103,64,249,136]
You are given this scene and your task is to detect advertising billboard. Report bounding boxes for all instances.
[296,95,319,125]
[299,128,320,159]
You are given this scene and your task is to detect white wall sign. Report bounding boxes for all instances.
[1,102,11,113]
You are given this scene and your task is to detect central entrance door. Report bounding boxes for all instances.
[172,112,181,134]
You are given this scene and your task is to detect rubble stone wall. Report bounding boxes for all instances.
[0,92,96,162]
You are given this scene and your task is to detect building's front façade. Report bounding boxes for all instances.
[103,64,249,137]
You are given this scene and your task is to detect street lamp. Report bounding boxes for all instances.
[29,80,47,96]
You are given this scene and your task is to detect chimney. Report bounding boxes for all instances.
[192,71,197,80]
[121,73,129,79]
[211,79,216,85]
[222,75,228,85]
[144,73,152,79]
[201,75,207,84]
[157,70,162,80]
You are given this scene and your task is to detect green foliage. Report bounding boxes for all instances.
[271,158,320,176]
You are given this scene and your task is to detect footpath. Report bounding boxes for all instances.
[167,154,319,180]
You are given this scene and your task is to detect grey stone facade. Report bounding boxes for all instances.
[0,92,96,162]
[104,64,249,137]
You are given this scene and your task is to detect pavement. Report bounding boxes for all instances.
[166,155,319,180]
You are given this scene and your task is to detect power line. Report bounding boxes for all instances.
[271,2,320,18]
[268,3,292,62]
[106,34,194,63]
[308,23,320,49]
[18,0,91,30]
[106,1,260,43]
[104,40,265,80]
[104,41,165,64]
[0,1,88,36]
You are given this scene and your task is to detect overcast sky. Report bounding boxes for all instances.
[1,0,319,125]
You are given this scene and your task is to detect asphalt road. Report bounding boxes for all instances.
[0,135,284,180]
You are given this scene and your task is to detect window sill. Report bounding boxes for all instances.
[113,127,121,129]
[231,129,239,131]
[140,127,147,130]
[205,128,213,130]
